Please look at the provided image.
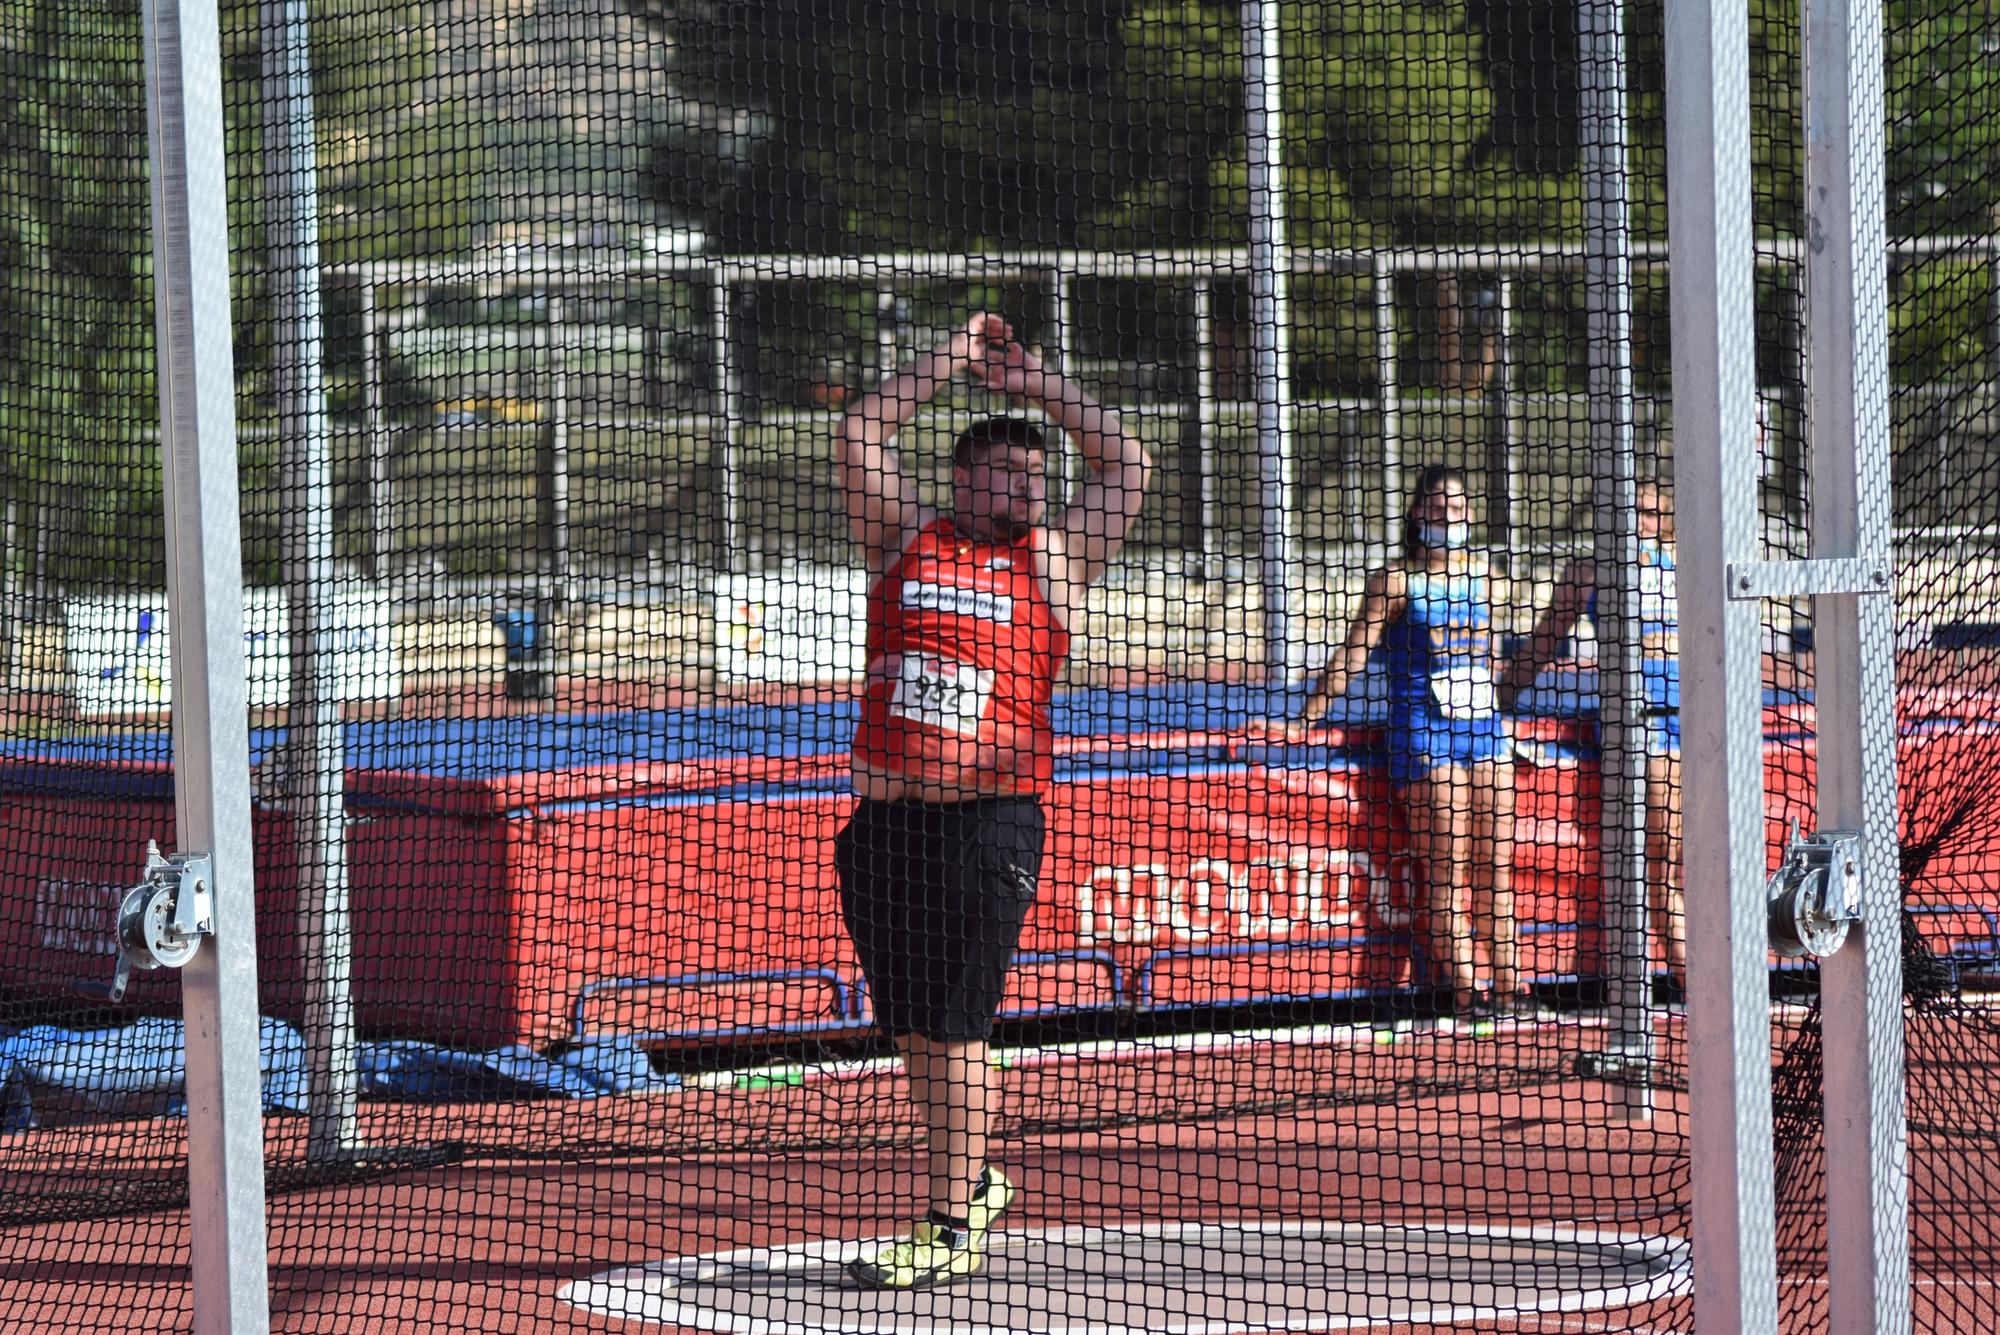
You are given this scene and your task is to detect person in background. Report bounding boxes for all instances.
[1295,465,1526,1019]
[834,312,1152,1289]
[1501,477,1685,1000]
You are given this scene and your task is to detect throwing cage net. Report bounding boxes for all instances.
[0,2,1989,1332]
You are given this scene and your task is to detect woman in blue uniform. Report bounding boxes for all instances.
[1296,466,1523,1018]
[1502,477,1684,997]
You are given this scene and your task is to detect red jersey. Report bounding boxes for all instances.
[852,518,1071,796]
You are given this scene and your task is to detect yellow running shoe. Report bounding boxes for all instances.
[846,1220,984,1290]
[966,1165,1015,1240]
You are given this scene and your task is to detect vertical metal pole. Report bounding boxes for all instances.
[263,0,358,1162]
[1047,268,1077,507]
[1665,0,1779,1327]
[1243,0,1298,681]
[1987,240,2000,387]
[876,285,899,380]
[360,275,390,579]
[1804,0,1910,1327]
[1484,278,1517,550]
[144,0,271,1327]
[1788,265,1812,554]
[0,500,16,688]
[1193,280,1218,577]
[710,272,740,571]
[1581,0,1653,1116]
[548,292,571,583]
[1375,257,1402,551]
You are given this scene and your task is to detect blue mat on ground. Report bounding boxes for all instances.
[0,1020,674,1132]
[356,1037,676,1102]
[0,1016,307,1132]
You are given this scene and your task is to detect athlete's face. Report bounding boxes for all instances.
[954,444,1049,541]
[1413,478,1470,527]
[1637,482,1674,543]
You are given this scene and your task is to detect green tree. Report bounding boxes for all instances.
[1886,3,2000,240]
[641,1,1243,251]
[221,2,485,267]
[0,2,161,592]
[1287,0,1490,245]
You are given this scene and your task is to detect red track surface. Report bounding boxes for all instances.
[0,1025,1697,1334]
[0,1012,1992,1332]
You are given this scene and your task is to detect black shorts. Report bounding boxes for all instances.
[833,796,1046,1042]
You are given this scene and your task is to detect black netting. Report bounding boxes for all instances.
[1756,5,2000,1333]
[0,1,1991,1331]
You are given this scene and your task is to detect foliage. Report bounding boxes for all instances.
[8,0,2000,589]
[0,2,161,586]
[221,2,489,266]
[1886,3,2000,239]
[645,1,1244,251]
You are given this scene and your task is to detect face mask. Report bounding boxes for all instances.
[1418,522,1471,551]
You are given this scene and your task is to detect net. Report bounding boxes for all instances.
[1753,4,2000,1331]
[0,1,1988,1332]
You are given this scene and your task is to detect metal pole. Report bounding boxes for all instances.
[1665,0,1780,1326]
[1988,239,2000,387]
[1803,0,1910,1325]
[548,292,570,584]
[1047,268,1077,507]
[1788,265,1812,554]
[360,276,390,578]
[262,0,358,1162]
[1580,0,1652,1117]
[876,285,899,380]
[1193,280,1218,576]
[0,500,16,688]
[710,272,740,571]
[1243,0,1298,682]
[144,0,271,1326]
[1484,278,1517,550]
[1375,257,1402,552]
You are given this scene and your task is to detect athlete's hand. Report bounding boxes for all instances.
[951,312,1015,366]
[1247,717,1314,744]
[970,327,1046,400]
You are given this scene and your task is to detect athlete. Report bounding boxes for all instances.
[1296,466,1524,1018]
[834,312,1152,1288]
[1502,477,1685,996]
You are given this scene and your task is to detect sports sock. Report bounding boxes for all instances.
[925,1208,969,1247]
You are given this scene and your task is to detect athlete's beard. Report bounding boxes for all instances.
[987,516,1031,544]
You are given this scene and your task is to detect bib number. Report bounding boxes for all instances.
[1432,662,1498,719]
[1638,563,1678,629]
[888,655,993,735]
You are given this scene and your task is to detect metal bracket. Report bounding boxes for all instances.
[1726,557,1891,600]
[1766,821,1862,958]
[82,841,217,1004]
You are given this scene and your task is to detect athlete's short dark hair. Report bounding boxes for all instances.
[952,417,1049,470]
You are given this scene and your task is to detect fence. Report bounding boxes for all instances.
[2,2,1998,1333]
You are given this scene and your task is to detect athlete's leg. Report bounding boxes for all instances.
[903,1034,992,1223]
[1469,756,1520,1001]
[1647,749,1687,981]
[1406,767,1479,1009]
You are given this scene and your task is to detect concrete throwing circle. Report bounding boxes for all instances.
[557,1220,1691,1333]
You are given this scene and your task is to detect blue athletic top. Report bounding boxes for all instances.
[1588,540,1679,712]
[1379,569,1497,721]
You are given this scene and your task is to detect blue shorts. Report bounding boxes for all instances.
[1384,708,1513,786]
[1647,709,1681,759]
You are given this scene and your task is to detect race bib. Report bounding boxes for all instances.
[1639,563,1678,629]
[887,655,993,735]
[1432,662,1498,719]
